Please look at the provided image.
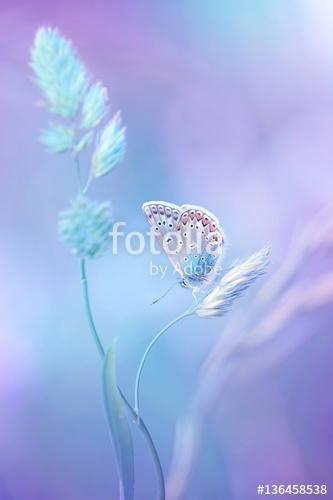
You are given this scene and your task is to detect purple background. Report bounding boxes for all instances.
[1,1,333,499]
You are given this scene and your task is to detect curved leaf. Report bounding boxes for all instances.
[102,345,134,500]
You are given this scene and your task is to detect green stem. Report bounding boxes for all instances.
[80,259,105,358]
[75,154,93,195]
[79,258,165,500]
[134,312,190,417]
[123,401,165,500]
[82,172,93,195]
[75,156,83,193]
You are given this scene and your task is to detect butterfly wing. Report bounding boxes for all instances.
[175,204,225,287]
[142,201,184,279]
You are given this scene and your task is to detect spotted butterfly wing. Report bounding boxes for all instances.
[142,201,184,279]
[175,204,224,287]
[143,201,225,288]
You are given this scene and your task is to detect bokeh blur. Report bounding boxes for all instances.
[1,1,333,499]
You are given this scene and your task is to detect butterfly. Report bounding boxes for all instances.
[143,201,225,294]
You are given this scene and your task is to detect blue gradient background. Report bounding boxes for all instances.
[1,1,333,499]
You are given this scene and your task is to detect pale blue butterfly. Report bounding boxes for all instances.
[143,201,225,298]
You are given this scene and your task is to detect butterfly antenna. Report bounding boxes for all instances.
[150,280,179,305]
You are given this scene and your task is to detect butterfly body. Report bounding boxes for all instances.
[143,201,225,290]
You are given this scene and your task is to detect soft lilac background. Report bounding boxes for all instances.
[1,1,333,499]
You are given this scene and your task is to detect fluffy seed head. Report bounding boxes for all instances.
[58,196,113,259]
